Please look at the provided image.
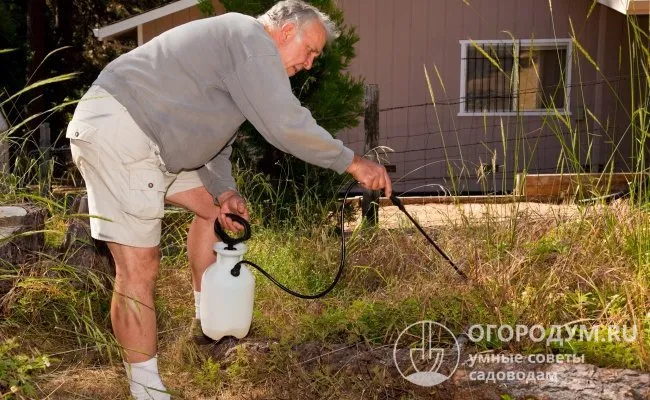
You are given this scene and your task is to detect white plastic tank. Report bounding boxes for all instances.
[200,242,255,341]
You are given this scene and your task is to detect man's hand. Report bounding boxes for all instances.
[345,155,393,197]
[216,190,250,233]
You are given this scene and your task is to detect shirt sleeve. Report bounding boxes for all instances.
[198,143,237,198]
[221,54,354,174]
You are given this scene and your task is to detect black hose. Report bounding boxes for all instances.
[229,181,467,299]
[230,181,354,299]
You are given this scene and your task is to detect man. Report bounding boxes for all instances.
[67,1,391,398]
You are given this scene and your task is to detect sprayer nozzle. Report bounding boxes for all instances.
[390,195,405,210]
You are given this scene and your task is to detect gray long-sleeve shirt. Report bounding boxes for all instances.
[94,12,354,198]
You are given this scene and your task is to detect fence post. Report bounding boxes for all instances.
[39,122,50,196]
[0,112,8,176]
[362,84,379,226]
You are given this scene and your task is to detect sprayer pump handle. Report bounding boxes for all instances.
[214,213,252,249]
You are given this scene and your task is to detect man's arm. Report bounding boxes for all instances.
[197,144,237,199]
[198,144,252,232]
[222,54,354,174]
[222,52,392,196]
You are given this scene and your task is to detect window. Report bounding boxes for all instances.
[459,39,572,115]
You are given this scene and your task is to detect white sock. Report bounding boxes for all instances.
[194,291,201,319]
[124,356,170,400]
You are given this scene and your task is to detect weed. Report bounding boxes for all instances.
[0,338,50,398]
[193,358,226,391]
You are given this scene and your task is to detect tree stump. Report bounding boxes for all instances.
[0,204,47,297]
[61,195,115,280]
[0,204,47,265]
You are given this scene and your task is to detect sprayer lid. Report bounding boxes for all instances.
[213,241,248,256]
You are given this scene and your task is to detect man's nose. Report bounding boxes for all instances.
[304,56,314,70]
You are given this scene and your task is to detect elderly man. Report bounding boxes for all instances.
[66,0,391,398]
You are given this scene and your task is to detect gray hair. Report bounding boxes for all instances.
[258,0,340,43]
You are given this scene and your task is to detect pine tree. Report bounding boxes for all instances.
[222,0,364,224]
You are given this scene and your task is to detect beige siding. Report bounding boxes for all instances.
[142,0,225,43]
[337,0,635,194]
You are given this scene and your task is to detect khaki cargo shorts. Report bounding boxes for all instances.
[67,85,204,247]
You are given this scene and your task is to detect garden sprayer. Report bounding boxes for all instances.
[200,181,467,341]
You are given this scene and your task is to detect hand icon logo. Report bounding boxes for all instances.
[393,321,460,387]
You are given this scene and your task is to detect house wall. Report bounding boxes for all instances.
[141,0,225,43]
[336,0,634,194]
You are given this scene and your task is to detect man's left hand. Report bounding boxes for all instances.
[216,190,249,233]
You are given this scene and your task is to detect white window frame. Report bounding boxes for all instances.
[458,38,573,117]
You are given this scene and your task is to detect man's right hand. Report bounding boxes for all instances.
[216,190,250,233]
[345,155,393,197]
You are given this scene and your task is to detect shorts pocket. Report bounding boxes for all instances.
[66,119,97,143]
[66,119,98,171]
[122,167,166,220]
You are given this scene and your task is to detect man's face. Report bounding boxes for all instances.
[275,20,326,77]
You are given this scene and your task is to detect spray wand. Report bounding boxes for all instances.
[388,194,468,280]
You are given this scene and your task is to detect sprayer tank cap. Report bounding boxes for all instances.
[213,242,248,256]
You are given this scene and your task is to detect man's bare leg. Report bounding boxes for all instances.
[186,215,219,291]
[107,242,169,399]
[166,186,220,292]
[107,243,160,362]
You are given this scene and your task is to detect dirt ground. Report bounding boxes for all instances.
[347,200,589,230]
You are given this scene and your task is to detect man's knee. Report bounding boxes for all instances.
[108,243,161,287]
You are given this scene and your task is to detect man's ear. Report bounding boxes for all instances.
[280,22,297,43]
